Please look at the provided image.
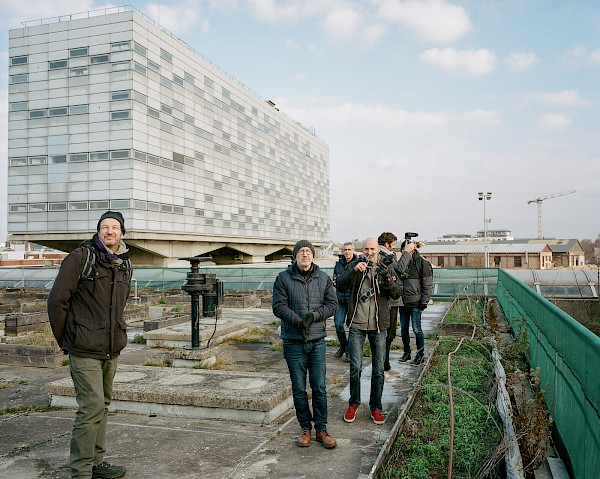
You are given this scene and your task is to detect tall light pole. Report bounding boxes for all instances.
[478,192,492,268]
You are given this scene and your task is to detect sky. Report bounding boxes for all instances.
[1,0,599,244]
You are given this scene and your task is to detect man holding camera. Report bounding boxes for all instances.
[272,240,338,449]
[336,237,401,425]
[398,237,433,366]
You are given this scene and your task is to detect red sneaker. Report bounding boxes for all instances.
[371,409,385,425]
[344,405,359,423]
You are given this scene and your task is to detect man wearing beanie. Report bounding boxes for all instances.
[272,240,338,449]
[48,211,132,479]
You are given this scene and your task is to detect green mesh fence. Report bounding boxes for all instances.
[497,269,600,479]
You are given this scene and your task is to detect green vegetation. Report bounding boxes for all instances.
[170,304,183,312]
[233,326,278,344]
[143,358,172,367]
[0,404,59,416]
[443,298,483,324]
[132,334,147,344]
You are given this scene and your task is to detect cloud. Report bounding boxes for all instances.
[143,0,207,35]
[564,46,600,65]
[526,89,590,108]
[420,48,496,75]
[242,0,331,23]
[538,113,571,131]
[320,6,363,41]
[0,1,116,28]
[503,51,538,71]
[374,0,471,43]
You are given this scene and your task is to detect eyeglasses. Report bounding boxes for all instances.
[342,248,353,251]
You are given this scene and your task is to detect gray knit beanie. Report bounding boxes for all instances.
[292,240,315,258]
[97,211,126,234]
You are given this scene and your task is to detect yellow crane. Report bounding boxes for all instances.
[527,190,576,239]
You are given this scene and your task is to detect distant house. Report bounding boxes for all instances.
[525,239,585,268]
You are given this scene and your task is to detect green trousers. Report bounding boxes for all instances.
[68,354,118,478]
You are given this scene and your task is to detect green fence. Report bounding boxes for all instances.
[497,269,600,479]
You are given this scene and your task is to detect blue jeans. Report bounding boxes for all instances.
[333,303,349,348]
[348,328,387,411]
[283,339,328,431]
[399,307,424,354]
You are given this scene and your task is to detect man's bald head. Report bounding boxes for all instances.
[363,237,379,262]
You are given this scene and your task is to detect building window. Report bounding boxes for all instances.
[173,74,184,86]
[70,47,88,58]
[161,204,173,213]
[437,256,445,268]
[70,67,88,77]
[111,110,130,120]
[10,73,28,84]
[69,153,88,162]
[69,201,88,210]
[70,105,89,115]
[455,256,463,267]
[160,77,172,89]
[148,60,160,73]
[11,55,28,66]
[148,154,160,165]
[28,203,47,212]
[160,48,173,63]
[161,104,172,115]
[29,109,47,119]
[90,201,110,210]
[90,151,109,161]
[173,206,184,214]
[148,107,160,119]
[111,200,130,209]
[184,71,194,84]
[148,202,160,211]
[133,91,147,103]
[111,41,130,51]
[133,200,147,210]
[49,59,68,70]
[10,204,27,212]
[49,107,68,117]
[134,42,147,56]
[172,99,184,111]
[514,256,522,267]
[10,101,28,112]
[111,60,130,71]
[91,54,110,64]
[48,202,67,211]
[28,156,47,165]
[134,62,147,75]
[50,155,67,164]
[111,90,130,101]
[133,151,147,162]
[494,256,501,267]
[10,157,28,166]
[111,150,130,159]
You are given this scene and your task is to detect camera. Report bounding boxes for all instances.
[360,287,375,302]
[405,232,418,242]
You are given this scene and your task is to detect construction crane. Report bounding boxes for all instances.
[527,190,576,239]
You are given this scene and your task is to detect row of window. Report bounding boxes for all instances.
[10,150,133,166]
[10,199,130,213]
[9,42,131,67]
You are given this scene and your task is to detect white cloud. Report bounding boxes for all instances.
[420,48,496,75]
[0,1,115,28]
[526,89,590,108]
[538,113,571,131]
[565,46,600,65]
[374,0,471,44]
[143,0,206,35]
[503,51,538,71]
[320,6,363,41]
[243,0,332,23]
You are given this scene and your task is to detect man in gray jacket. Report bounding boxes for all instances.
[272,240,338,449]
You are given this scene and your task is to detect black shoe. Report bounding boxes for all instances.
[334,345,346,358]
[384,362,391,371]
[399,352,411,362]
[92,461,126,479]
[411,352,424,366]
[343,352,350,363]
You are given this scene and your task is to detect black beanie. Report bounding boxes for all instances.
[97,211,126,234]
[292,240,315,258]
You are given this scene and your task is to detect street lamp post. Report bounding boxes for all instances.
[478,192,492,268]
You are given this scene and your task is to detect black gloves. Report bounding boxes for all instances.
[306,312,320,324]
[376,262,392,283]
[418,304,427,311]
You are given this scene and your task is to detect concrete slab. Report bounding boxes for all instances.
[46,365,293,424]
[144,318,251,348]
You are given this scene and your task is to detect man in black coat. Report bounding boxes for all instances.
[332,242,357,361]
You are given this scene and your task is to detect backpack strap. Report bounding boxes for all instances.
[79,243,97,282]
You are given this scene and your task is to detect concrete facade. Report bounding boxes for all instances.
[7,7,330,266]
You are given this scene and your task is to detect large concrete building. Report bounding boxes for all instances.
[7,7,330,266]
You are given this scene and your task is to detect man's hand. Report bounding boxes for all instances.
[292,316,309,342]
[354,261,368,273]
[403,242,417,254]
[306,312,319,324]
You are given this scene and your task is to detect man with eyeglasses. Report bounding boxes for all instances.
[48,211,132,479]
[332,242,357,361]
[272,240,338,449]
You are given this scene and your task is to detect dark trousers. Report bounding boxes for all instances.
[384,306,399,365]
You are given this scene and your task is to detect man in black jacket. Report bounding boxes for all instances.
[398,239,433,366]
[336,237,401,425]
[48,211,132,479]
[272,240,338,449]
[332,242,357,361]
